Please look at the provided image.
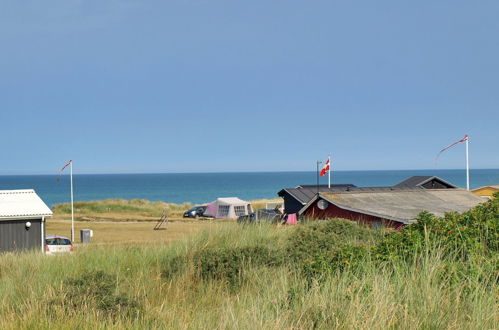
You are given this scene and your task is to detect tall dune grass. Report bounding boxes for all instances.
[0,219,497,329]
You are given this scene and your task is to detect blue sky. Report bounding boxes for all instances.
[1,0,498,174]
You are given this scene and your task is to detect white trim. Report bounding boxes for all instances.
[416,176,457,189]
[0,214,52,220]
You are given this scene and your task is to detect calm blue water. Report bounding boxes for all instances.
[0,169,498,208]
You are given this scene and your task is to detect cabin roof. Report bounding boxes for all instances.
[393,176,457,189]
[0,189,53,219]
[300,189,484,224]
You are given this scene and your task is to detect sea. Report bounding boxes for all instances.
[0,169,498,208]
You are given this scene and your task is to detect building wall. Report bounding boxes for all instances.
[281,193,306,215]
[303,200,402,228]
[0,218,43,252]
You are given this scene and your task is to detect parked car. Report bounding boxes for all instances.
[45,235,74,255]
[183,206,212,218]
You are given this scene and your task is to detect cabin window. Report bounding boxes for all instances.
[372,221,382,229]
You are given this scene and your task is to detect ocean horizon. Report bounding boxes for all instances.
[1,169,498,208]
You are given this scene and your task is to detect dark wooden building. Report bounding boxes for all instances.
[278,176,459,216]
[276,176,475,227]
[277,184,357,215]
[298,189,484,228]
[0,189,52,253]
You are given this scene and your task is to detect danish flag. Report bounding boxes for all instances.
[435,135,468,162]
[320,158,330,177]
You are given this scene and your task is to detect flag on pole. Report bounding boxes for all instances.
[57,159,75,242]
[435,135,468,162]
[320,158,330,177]
[57,160,73,181]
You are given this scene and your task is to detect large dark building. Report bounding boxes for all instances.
[299,188,484,228]
[277,176,482,227]
[0,189,52,252]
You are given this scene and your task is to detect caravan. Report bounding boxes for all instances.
[204,197,252,219]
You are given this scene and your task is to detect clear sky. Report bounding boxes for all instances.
[1,0,498,174]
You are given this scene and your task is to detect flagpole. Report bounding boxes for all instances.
[328,155,331,189]
[316,161,320,195]
[466,137,470,191]
[70,161,74,242]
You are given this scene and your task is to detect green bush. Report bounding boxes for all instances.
[52,270,142,319]
[286,219,379,272]
[161,255,187,279]
[193,246,284,287]
[301,244,369,280]
[374,196,499,262]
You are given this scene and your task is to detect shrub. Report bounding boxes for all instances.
[193,246,284,287]
[286,218,379,265]
[52,270,142,319]
[374,196,499,262]
[301,244,370,280]
[161,255,187,279]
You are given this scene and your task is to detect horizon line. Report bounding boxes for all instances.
[0,168,498,176]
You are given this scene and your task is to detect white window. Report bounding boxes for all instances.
[218,205,230,217]
[234,205,246,216]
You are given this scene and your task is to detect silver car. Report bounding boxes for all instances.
[45,235,74,254]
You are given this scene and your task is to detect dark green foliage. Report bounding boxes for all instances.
[193,246,284,287]
[301,244,369,280]
[374,196,499,262]
[286,219,376,279]
[55,270,142,319]
[161,255,187,279]
[287,218,380,263]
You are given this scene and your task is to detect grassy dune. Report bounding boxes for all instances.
[52,198,282,221]
[2,201,498,329]
[52,199,191,221]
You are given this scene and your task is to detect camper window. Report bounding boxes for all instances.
[218,205,230,217]
[234,206,246,216]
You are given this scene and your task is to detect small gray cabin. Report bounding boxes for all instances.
[0,189,52,252]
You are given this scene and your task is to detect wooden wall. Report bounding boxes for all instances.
[303,200,402,228]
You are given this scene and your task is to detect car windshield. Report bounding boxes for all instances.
[187,206,205,212]
[46,238,71,245]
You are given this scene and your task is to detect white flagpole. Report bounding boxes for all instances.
[70,161,75,242]
[466,137,470,191]
[328,155,331,188]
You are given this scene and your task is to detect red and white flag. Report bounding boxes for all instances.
[320,158,330,177]
[435,135,468,162]
[57,160,72,181]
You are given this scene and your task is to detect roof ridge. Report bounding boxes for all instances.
[0,189,35,194]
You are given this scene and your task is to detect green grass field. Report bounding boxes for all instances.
[1,196,497,329]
